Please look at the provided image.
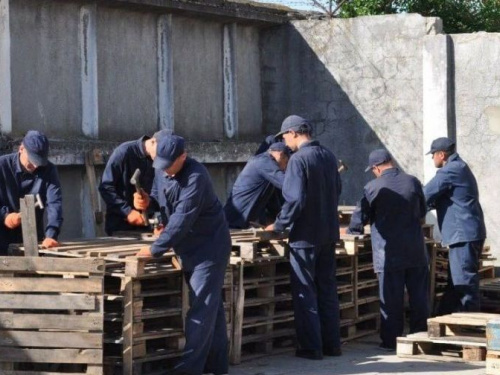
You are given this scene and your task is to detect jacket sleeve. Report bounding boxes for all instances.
[273,158,306,232]
[347,193,370,235]
[150,172,205,257]
[98,151,132,218]
[44,166,63,239]
[423,168,452,210]
[259,158,285,189]
[416,179,427,219]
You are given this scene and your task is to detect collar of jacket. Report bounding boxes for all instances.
[381,167,399,176]
[298,139,319,150]
[448,153,459,162]
[136,135,150,159]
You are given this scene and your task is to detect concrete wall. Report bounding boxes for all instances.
[97,7,158,140]
[261,14,441,204]
[172,16,224,140]
[451,32,500,257]
[10,0,82,137]
[1,0,271,240]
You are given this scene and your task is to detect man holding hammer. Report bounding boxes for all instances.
[0,130,63,254]
[99,130,169,235]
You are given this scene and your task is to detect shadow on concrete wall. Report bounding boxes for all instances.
[260,24,406,205]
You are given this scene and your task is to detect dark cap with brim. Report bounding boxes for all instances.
[153,134,185,170]
[365,149,392,172]
[23,130,49,167]
[268,142,291,156]
[153,129,173,140]
[275,115,312,138]
[426,137,455,155]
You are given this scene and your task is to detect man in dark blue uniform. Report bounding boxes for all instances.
[266,115,342,360]
[0,130,63,253]
[135,134,231,375]
[224,142,290,229]
[98,130,169,235]
[342,149,429,351]
[423,137,486,314]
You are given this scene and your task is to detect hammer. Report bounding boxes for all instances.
[35,194,44,210]
[130,169,148,226]
[338,160,348,174]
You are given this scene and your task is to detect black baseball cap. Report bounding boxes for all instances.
[268,142,291,156]
[426,137,455,155]
[23,130,49,167]
[153,134,185,170]
[275,115,312,138]
[365,149,392,172]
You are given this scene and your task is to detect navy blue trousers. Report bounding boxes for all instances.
[289,243,341,354]
[439,240,483,314]
[173,261,228,375]
[378,266,429,348]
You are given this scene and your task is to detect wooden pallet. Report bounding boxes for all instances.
[230,258,294,364]
[340,313,380,342]
[0,256,105,374]
[397,331,487,362]
[230,229,289,261]
[487,350,500,375]
[427,312,500,339]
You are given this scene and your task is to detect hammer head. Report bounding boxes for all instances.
[338,160,348,173]
[130,168,141,186]
[35,194,44,210]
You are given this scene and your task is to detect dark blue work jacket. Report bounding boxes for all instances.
[0,152,63,253]
[347,168,428,273]
[150,157,231,271]
[423,153,486,246]
[274,140,341,248]
[224,152,285,229]
[98,136,154,234]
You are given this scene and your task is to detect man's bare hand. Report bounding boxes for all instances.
[136,246,153,258]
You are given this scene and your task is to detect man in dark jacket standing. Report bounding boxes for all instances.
[135,134,231,375]
[98,130,169,235]
[424,137,486,313]
[224,142,290,229]
[343,149,429,351]
[0,130,63,253]
[266,115,342,360]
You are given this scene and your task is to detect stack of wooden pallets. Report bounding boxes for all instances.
[397,312,500,363]
[11,238,185,375]
[0,256,105,375]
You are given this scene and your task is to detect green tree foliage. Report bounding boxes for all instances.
[337,0,500,33]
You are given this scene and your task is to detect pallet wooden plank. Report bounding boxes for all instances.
[0,312,103,330]
[0,331,102,348]
[0,348,102,364]
[0,294,96,310]
[0,257,105,274]
[0,277,102,293]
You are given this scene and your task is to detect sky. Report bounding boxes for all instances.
[251,0,320,11]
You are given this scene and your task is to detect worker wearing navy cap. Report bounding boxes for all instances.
[224,141,290,228]
[135,134,231,375]
[424,137,486,314]
[98,130,170,235]
[342,149,429,351]
[266,115,342,360]
[0,130,63,253]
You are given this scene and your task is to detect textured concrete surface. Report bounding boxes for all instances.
[261,14,442,205]
[230,335,485,375]
[10,0,82,137]
[451,32,500,264]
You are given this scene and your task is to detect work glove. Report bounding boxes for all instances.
[153,224,165,237]
[136,246,152,258]
[133,191,150,211]
[127,210,146,226]
[4,213,21,229]
[42,237,60,248]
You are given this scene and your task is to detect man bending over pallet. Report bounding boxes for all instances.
[0,130,62,254]
[135,134,231,375]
